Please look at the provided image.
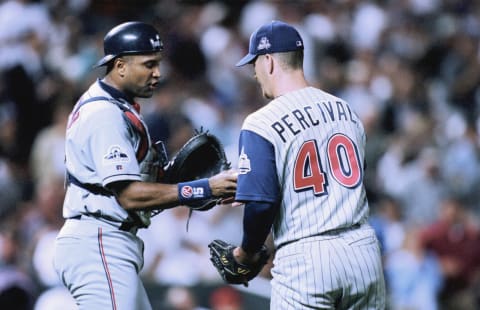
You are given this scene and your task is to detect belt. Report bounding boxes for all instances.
[70,214,138,234]
[319,223,361,236]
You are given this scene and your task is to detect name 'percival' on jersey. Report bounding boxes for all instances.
[237,87,369,248]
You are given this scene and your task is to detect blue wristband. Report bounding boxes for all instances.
[178,178,212,203]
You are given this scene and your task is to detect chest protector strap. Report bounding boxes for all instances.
[65,96,152,228]
[65,96,150,192]
[70,96,149,161]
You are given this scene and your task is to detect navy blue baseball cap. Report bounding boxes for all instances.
[236,20,304,67]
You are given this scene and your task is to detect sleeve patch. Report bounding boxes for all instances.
[238,147,251,175]
[103,145,130,165]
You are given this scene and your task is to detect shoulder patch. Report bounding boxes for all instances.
[238,147,251,175]
[103,145,130,164]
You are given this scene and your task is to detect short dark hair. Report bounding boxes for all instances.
[275,50,304,70]
[105,62,114,74]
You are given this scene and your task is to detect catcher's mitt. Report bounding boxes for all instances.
[163,129,230,211]
[208,239,270,287]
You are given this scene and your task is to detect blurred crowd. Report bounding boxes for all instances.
[1,0,480,309]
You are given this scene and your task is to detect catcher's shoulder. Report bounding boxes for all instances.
[75,98,124,126]
[76,95,119,112]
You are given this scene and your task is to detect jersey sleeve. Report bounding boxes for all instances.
[87,107,141,186]
[241,201,276,253]
[235,129,279,203]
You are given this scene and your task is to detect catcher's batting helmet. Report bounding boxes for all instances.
[94,21,163,67]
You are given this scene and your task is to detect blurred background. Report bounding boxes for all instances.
[0,0,480,309]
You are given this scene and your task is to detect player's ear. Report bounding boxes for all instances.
[115,57,127,77]
[265,54,274,75]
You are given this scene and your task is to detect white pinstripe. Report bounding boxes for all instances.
[241,87,385,309]
[270,225,385,309]
[242,87,369,247]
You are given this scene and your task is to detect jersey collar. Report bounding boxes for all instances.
[98,79,134,104]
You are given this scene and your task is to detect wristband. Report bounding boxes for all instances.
[178,178,212,203]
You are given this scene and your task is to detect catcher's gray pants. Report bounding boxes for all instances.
[270,223,386,309]
[54,216,151,310]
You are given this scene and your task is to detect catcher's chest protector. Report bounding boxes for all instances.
[66,95,155,228]
[123,109,149,162]
[70,96,150,162]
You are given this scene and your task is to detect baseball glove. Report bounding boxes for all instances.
[208,239,270,287]
[163,129,230,211]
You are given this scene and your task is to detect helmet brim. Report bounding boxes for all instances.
[93,54,116,68]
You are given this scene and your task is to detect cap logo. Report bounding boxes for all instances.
[150,34,162,49]
[296,40,303,47]
[257,36,271,51]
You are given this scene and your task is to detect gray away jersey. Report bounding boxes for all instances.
[63,81,157,224]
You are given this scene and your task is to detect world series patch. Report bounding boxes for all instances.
[103,145,130,165]
[238,147,251,175]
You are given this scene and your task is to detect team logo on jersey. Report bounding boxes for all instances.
[103,145,130,164]
[237,147,251,174]
[257,37,271,51]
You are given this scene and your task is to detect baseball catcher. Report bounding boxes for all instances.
[55,21,238,310]
[162,129,231,211]
[208,239,270,287]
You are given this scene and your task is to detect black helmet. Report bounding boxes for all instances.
[94,21,163,68]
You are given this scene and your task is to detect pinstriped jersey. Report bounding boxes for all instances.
[235,87,369,248]
[63,80,157,225]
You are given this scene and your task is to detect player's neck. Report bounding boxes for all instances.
[273,70,309,98]
[102,75,124,93]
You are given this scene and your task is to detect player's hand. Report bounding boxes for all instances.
[233,246,264,265]
[208,169,237,197]
[208,239,269,287]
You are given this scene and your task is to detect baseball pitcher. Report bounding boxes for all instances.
[209,20,386,310]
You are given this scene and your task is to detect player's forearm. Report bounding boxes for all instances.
[112,180,180,211]
[241,201,277,254]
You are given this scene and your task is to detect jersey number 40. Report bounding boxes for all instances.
[293,133,362,196]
